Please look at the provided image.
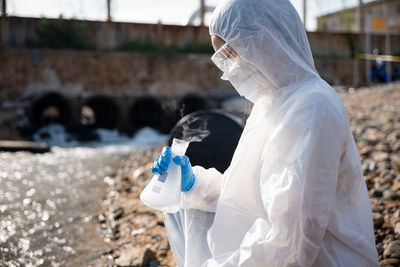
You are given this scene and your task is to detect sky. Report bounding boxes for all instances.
[5,0,374,31]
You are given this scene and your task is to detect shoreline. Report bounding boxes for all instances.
[92,147,177,266]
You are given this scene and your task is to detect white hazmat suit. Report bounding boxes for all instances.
[164,0,379,266]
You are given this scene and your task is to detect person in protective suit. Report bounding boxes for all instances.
[151,0,379,266]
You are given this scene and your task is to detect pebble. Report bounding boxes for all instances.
[394,209,400,218]
[158,241,170,251]
[383,241,400,259]
[380,258,400,266]
[115,247,156,266]
[113,208,124,220]
[377,161,392,171]
[131,228,146,236]
[375,143,390,152]
[150,259,161,267]
[373,152,390,162]
[394,223,400,235]
[370,189,383,198]
[98,214,106,224]
[373,213,384,228]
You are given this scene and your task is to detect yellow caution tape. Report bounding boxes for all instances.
[356,53,400,62]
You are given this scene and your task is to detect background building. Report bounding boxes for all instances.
[317,0,400,33]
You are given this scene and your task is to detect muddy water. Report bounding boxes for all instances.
[0,129,168,266]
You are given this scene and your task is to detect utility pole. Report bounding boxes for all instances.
[358,0,365,85]
[1,0,6,17]
[200,0,205,26]
[1,0,5,48]
[354,0,364,86]
[359,0,364,33]
[303,0,307,29]
[107,0,111,21]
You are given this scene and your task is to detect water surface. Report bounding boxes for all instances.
[0,127,168,266]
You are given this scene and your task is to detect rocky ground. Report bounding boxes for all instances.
[96,82,400,267]
[341,83,400,266]
[92,148,176,267]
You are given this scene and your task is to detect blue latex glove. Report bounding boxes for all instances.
[151,146,171,175]
[150,147,195,192]
[173,155,195,192]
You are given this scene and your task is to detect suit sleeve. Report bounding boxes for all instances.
[181,166,223,213]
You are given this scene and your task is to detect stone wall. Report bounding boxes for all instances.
[0,49,231,102]
[0,48,393,103]
[2,16,399,56]
[1,17,400,103]
[0,16,211,50]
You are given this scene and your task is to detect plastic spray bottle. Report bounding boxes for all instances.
[140,138,189,213]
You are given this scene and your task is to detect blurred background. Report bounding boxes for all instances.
[0,0,400,266]
[0,0,399,140]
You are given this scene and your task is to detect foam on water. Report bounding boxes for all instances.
[33,124,169,148]
[33,124,78,147]
[131,127,170,147]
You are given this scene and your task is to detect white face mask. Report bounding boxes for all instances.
[211,43,275,103]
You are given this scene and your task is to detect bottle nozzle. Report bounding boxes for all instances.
[171,138,189,156]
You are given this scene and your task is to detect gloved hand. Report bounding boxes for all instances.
[173,155,195,192]
[151,146,171,175]
[150,147,195,192]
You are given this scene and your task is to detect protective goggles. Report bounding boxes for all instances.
[211,43,240,73]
